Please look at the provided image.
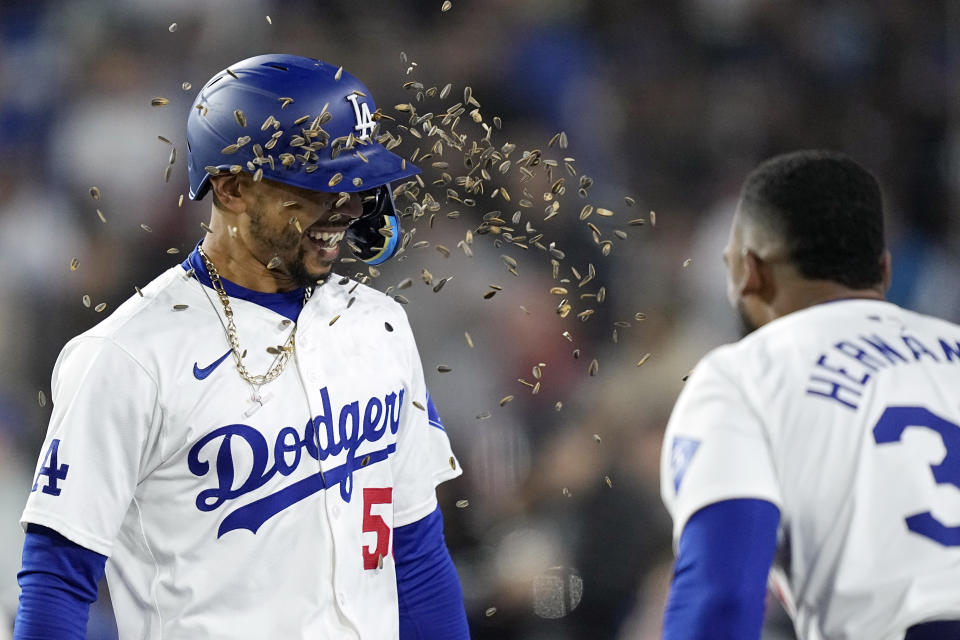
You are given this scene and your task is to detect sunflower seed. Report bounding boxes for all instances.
[334,66,343,81]
[151,97,169,107]
[433,277,450,293]
[69,257,79,271]
[596,207,614,217]
[168,22,178,32]
[167,248,180,254]
[181,81,192,90]
[682,371,692,382]
[352,177,363,187]
[201,221,213,234]
[562,487,572,498]
[593,434,602,443]
[172,304,189,311]
[329,314,340,326]
[163,166,172,182]
[278,97,294,108]
[412,400,425,411]
[483,290,497,300]
[398,278,413,290]
[437,365,452,373]
[89,186,101,200]
[38,390,46,407]
[204,165,220,176]
[650,210,656,226]
[499,395,514,407]
[266,256,282,269]
[550,287,568,295]
[141,224,153,232]
[435,244,450,257]
[95,303,107,313]
[384,321,394,332]
[604,475,613,488]
[636,353,651,367]
[683,258,692,267]
[441,0,452,10]
[81,294,91,307]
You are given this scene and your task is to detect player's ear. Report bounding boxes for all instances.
[879,250,892,293]
[209,175,245,214]
[741,249,774,301]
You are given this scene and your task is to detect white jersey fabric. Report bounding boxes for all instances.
[22,264,461,639]
[661,299,960,640]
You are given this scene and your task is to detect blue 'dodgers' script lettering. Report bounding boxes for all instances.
[188,386,404,537]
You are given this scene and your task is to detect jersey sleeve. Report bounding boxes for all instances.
[390,321,462,528]
[660,351,783,544]
[20,336,161,556]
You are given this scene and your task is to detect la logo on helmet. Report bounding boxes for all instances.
[346,94,376,139]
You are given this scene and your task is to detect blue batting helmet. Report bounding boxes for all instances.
[186,53,418,200]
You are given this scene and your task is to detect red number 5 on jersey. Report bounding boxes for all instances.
[362,487,393,570]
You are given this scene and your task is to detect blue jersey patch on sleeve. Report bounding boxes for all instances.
[426,391,445,431]
[671,436,701,493]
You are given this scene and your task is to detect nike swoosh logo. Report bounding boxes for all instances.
[193,349,233,380]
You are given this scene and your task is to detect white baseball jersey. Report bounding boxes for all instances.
[21,264,461,639]
[661,299,960,640]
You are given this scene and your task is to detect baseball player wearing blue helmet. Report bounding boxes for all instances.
[15,54,470,640]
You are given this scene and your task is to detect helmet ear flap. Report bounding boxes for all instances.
[346,184,402,265]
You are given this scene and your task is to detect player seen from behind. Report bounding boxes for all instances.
[660,150,960,640]
[14,54,469,639]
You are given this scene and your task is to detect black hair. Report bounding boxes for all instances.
[740,150,885,289]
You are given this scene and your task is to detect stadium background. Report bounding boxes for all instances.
[0,1,957,638]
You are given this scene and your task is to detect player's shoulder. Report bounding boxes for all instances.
[315,272,411,325]
[66,265,209,356]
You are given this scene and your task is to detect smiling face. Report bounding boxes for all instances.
[207,174,363,291]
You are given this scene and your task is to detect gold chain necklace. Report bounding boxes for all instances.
[197,247,310,388]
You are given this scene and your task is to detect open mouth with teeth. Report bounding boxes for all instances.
[306,228,345,250]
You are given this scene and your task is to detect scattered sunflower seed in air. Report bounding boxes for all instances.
[329,315,340,326]
[172,304,189,311]
[266,256,282,269]
[485,607,497,617]
[96,209,106,223]
[151,97,169,107]
[588,359,599,376]
[69,258,79,271]
[625,196,636,206]
[555,401,563,411]
[335,66,343,81]
[95,303,107,313]
[82,295,91,307]
[593,434,602,443]
[650,210,657,226]
[166,248,180,254]
[605,475,613,488]
[562,487,572,498]
[636,353,651,367]
[38,391,46,407]
[455,499,469,508]
[141,224,153,232]
[464,332,473,348]
[449,456,457,470]
[90,186,101,200]
[437,365,452,373]
[168,23,177,32]
[234,110,246,127]
[682,371,692,381]
[499,395,514,407]
[384,321,394,332]
[182,82,192,90]
[441,0,452,11]
[683,258,692,267]
[266,15,272,24]
[412,400,426,411]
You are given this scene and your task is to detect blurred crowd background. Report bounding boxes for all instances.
[1,1,958,638]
